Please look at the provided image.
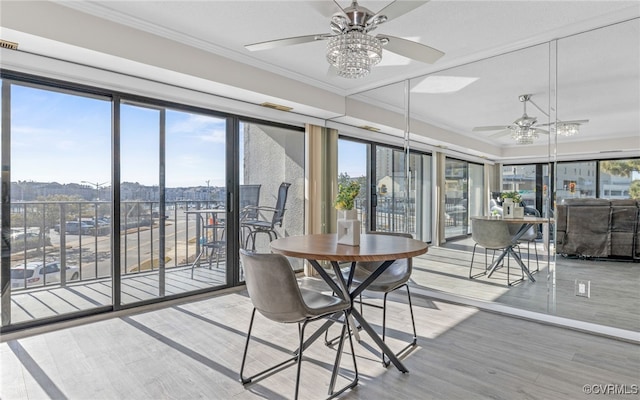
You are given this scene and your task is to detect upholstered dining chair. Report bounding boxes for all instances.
[518,208,541,273]
[513,224,539,274]
[239,250,358,400]
[469,218,523,285]
[328,231,417,367]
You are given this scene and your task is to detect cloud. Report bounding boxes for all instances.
[168,114,226,144]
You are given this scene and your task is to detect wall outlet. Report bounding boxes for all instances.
[575,279,591,298]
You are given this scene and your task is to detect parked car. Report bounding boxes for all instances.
[54,221,94,235]
[10,261,80,288]
[9,230,49,252]
[81,219,111,235]
[10,231,39,242]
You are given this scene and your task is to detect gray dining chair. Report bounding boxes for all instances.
[470,218,523,285]
[518,208,541,273]
[239,250,358,400]
[328,231,417,367]
[515,224,539,274]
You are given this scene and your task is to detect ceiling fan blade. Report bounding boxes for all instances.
[310,1,345,17]
[488,130,512,138]
[368,0,430,24]
[472,126,510,132]
[245,34,331,51]
[378,35,444,64]
[533,128,549,134]
[535,119,590,128]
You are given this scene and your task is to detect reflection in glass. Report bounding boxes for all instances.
[444,158,468,238]
[554,18,640,333]
[599,159,640,199]
[556,161,596,203]
[338,139,368,231]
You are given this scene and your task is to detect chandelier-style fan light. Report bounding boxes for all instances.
[473,94,589,144]
[245,0,445,79]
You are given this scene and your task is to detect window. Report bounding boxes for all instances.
[599,159,640,200]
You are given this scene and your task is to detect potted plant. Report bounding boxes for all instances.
[335,181,360,220]
[501,191,524,218]
[501,191,522,205]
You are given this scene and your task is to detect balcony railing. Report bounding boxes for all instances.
[6,200,224,291]
[6,197,421,291]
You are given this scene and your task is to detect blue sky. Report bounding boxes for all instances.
[338,139,367,178]
[9,84,366,188]
[10,84,227,187]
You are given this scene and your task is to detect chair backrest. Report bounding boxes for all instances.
[471,218,513,250]
[356,231,413,278]
[240,184,261,220]
[271,182,291,227]
[239,249,307,323]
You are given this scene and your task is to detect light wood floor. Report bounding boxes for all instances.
[428,237,640,332]
[2,280,638,400]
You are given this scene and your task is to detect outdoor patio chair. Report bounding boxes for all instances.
[242,182,291,251]
[239,184,261,247]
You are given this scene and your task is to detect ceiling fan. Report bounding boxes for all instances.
[244,0,445,79]
[473,94,589,144]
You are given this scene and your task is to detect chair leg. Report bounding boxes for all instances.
[295,320,308,400]
[381,284,417,367]
[239,308,256,384]
[239,308,298,386]
[532,240,539,273]
[381,292,388,366]
[242,310,357,400]
[469,243,479,278]
[248,232,256,251]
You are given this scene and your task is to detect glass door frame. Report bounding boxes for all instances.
[338,135,432,241]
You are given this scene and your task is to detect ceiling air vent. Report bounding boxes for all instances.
[0,39,19,50]
[360,125,380,132]
[260,102,293,112]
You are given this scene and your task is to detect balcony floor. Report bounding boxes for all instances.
[6,265,226,325]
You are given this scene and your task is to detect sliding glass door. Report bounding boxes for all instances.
[0,73,304,330]
[338,138,432,242]
[445,158,484,238]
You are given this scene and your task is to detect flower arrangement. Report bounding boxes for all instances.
[334,181,360,210]
[501,191,522,204]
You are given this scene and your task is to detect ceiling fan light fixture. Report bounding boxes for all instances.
[326,31,382,79]
[557,122,580,136]
[512,127,538,145]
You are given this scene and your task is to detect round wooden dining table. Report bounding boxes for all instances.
[271,233,428,373]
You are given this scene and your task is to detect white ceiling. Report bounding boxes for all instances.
[1,0,639,161]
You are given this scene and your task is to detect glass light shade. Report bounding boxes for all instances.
[511,126,539,145]
[326,31,382,79]
[557,122,580,136]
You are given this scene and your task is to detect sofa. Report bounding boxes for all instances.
[556,198,639,259]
